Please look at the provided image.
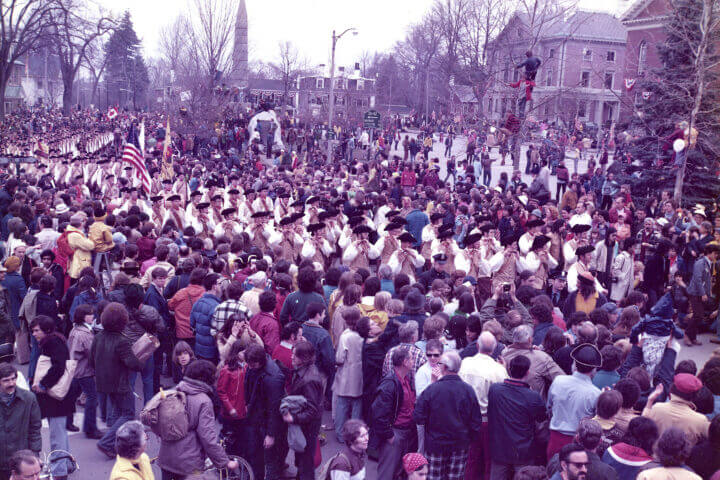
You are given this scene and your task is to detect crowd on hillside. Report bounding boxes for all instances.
[0,104,719,480]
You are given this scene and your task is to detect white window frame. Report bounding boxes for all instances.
[357,80,364,90]
[638,41,648,75]
[583,48,592,61]
[604,71,615,90]
[580,70,591,88]
[606,50,616,63]
[315,78,324,89]
[545,68,554,87]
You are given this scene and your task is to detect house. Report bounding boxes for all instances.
[619,0,671,118]
[3,61,25,113]
[296,63,376,119]
[246,78,293,108]
[450,85,480,115]
[485,11,627,127]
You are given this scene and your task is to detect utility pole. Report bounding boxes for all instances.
[326,27,357,163]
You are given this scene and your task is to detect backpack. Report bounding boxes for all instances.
[56,230,76,260]
[140,389,189,441]
[317,452,347,480]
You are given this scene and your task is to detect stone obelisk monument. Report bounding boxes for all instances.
[233,0,249,91]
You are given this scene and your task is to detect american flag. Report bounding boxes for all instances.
[122,122,151,194]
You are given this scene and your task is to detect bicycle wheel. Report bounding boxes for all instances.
[224,456,254,480]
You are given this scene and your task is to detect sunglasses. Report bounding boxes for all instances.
[427,353,441,358]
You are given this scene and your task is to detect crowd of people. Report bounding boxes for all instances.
[0,103,719,480]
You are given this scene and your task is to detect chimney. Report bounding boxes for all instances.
[338,66,345,73]
[354,62,361,77]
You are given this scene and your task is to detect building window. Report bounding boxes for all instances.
[583,48,592,61]
[638,41,647,75]
[488,97,493,112]
[549,48,555,58]
[501,98,506,113]
[606,51,616,62]
[581,71,591,88]
[604,71,614,89]
[357,80,364,90]
[544,102,551,116]
[545,68,553,87]
[512,69,519,82]
[578,100,587,118]
[316,78,324,89]
[503,62,509,82]
[337,79,344,90]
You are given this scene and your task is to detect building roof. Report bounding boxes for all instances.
[453,85,478,103]
[501,10,626,44]
[377,104,413,115]
[248,78,286,92]
[5,85,24,99]
[619,0,671,23]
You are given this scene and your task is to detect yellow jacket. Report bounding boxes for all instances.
[88,220,115,253]
[110,453,155,480]
[66,226,95,279]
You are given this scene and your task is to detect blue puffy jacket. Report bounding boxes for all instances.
[190,293,221,360]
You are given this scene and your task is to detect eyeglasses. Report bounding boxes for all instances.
[568,462,590,469]
[427,353,441,358]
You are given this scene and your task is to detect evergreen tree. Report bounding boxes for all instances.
[617,0,720,208]
[103,11,150,110]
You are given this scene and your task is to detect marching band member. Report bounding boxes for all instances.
[274,192,292,223]
[518,218,545,255]
[301,222,334,267]
[210,194,225,225]
[342,225,380,271]
[225,188,242,211]
[185,190,203,219]
[421,212,445,259]
[149,195,166,232]
[563,223,591,270]
[163,194,186,230]
[238,188,257,222]
[388,232,425,283]
[191,202,216,240]
[214,208,244,239]
[455,232,504,279]
[252,185,274,213]
[430,227,460,275]
[375,218,405,265]
[245,211,273,252]
[567,244,605,294]
[270,216,305,263]
[303,196,322,225]
[517,235,559,289]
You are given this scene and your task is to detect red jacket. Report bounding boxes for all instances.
[250,311,280,355]
[216,365,247,419]
[401,170,416,187]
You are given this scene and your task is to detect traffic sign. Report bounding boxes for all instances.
[363,110,381,129]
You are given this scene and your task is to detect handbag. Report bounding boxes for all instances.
[33,355,77,400]
[132,333,160,363]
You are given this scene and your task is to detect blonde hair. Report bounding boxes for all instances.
[374,291,391,312]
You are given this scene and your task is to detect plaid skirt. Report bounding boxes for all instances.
[426,449,469,480]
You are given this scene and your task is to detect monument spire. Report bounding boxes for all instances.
[233,0,248,89]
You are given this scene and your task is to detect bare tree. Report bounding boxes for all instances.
[48,0,114,114]
[185,0,237,87]
[268,41,307,107]
[82,34,109,107]
[0,0,52,117]
[668,0,720,203]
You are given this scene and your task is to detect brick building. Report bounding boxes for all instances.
[485,11,627,128]
[295,63,376,120]
[619,0,671,118]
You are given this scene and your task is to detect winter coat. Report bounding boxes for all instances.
[287,364,324,425]
[68,323,95,378]
[630,294,685,342]
[65,225,95,279]
[190,293,221,360]
[216,364,247,419]
[333,329,364,397]
[109,453,154,480]
[157,378,230,475]
[2,271,26,328]
[144,284,172,330]
[0,387,42,471]
[611,251,634,302]
[249,311,280,355]
[168,284,206,340]
[244,357,285,438]
[0,286,12,342]
[371,370,413,442]
[68,289,105,324]
[36,291,62,333]
[124,305,165,343]
[36,333,75,418]
[90,330,143,394]
[278,290,326,325]
[413,373,483,455]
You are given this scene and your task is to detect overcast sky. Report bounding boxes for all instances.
[97,0,626,67]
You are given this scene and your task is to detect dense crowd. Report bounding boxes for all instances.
[0,104,719,480]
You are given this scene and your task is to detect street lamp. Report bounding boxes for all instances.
[327,27,357,163]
